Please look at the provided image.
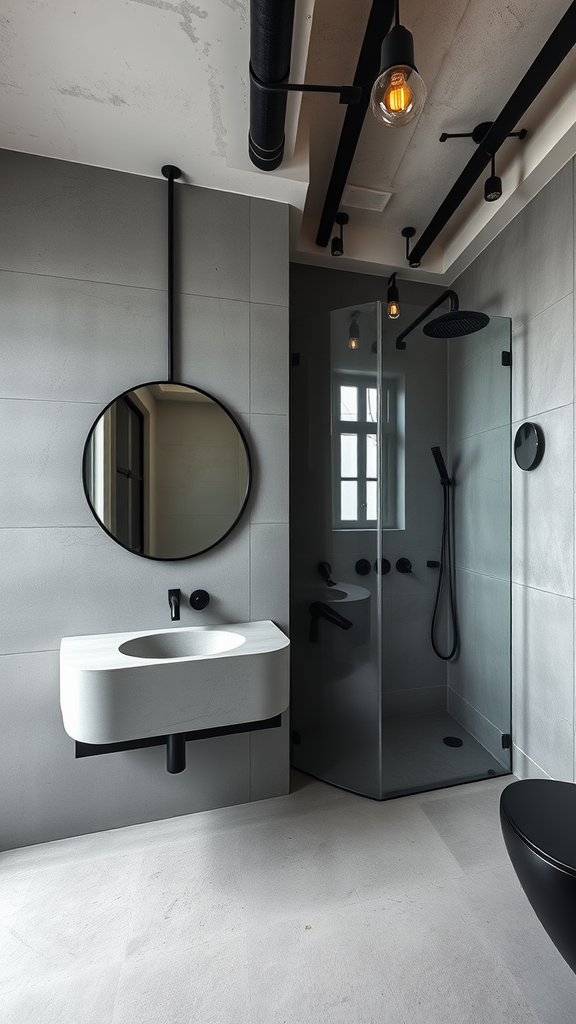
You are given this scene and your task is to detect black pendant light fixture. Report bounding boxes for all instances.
[348,311,360,349]
[387,273,400,319]
[484,153,503,202]
[331,212,349,256]
[371,0,426,127]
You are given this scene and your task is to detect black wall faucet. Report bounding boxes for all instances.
[168,589,180,621]
[317,561,337,587]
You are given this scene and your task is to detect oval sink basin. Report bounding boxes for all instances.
[119,630,244,660]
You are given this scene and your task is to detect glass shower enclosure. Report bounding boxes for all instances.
[290,299,511,799]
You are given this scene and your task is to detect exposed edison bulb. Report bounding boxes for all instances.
[371,65,426,127]
[387,300,400,319]
[348,335,359,350]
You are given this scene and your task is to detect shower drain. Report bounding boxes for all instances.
[443,736,463,747]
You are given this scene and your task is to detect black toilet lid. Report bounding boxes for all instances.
[501,780,576,873]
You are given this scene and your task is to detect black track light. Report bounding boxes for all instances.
[331,212,349,256]
[371,0,426,128]
[484,153,503,202]
[387,272,400,319]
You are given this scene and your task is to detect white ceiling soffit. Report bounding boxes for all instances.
[1,0,575,282]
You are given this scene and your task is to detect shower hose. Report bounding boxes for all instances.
[431,480,459,660]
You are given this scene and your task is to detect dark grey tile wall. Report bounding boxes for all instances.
[0,150,289,850]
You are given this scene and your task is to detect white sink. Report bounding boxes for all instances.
[119,629,244,660]
[60,620,289,745]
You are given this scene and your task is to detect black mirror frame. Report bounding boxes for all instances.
[82,380,252,561]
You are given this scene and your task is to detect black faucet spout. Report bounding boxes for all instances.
[168,588,180,621]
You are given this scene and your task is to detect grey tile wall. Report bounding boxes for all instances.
[0,150,290,850]
[452,158,575,782]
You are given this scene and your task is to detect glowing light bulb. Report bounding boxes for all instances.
[385,70,412,112]
[348,336,359,350]
[371,64,426,127]
[387,300,400,320]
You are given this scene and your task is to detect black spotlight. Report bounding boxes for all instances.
[331,212,349,256]
[484,153,502,202]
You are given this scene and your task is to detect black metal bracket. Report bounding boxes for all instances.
[401,226,417,267]
[75,715,282,761]
[439,121,527,145]
[249,65,362,105]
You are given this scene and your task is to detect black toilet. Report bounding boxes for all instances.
[500,779,576,973]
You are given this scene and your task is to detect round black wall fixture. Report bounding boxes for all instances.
[514,422,544,471]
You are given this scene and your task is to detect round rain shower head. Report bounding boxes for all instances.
[422,310,490,338]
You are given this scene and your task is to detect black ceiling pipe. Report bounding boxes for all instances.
[315,0,395,248]
[406,0,576,268]
[249,0,296,171]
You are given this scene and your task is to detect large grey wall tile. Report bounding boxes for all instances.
[449,341,511,441]
[250,523,289,630]
[178,293,250,415]
[447,569,511,735]
[0,151,165,287]
[0,651,252,851]
[177,184,249,300]
[454,161,574,329]
[512,293,573,421]
[451,425,511,578]
[0,526,251,655]
[404,370,447,443]
[512,404,573,596]
[250,714,290,801]
[248,414,288,524]
[250,197,289,306]
[250,303,289,415]
[0,399,98,528]
[512,584,574,781]
[1,272,167,402]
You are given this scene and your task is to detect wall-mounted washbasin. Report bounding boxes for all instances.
[60,620,289,745]
[119,630,244,660]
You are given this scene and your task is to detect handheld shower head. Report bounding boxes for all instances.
[431,446,451,486]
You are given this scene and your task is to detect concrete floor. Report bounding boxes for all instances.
[2,771,574,1023]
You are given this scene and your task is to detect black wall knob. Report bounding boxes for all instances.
[374,558,391,575]
[396,558,412,574]
[190,589,210,610]
[355,558,371,576]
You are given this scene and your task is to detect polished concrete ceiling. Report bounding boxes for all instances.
[2,0,575,283]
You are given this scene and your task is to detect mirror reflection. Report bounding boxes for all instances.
[83,382,251,559]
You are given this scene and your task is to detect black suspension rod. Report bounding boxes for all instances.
[315,0,395,248]
[407,1,576,268]
[161,164,181,382]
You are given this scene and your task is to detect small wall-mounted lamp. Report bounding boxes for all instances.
[349,312,360,349]
[387,273,400,318]
[331,212,349,256]
[371,0,426,128]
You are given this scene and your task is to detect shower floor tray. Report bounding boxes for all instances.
[382,710,510,798]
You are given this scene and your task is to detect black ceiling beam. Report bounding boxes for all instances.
[315,0,395,249]
[407,0,576,268]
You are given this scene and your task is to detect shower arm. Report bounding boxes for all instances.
[396,290,458,350]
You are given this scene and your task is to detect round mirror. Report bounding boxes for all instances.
[514,422,544,471]
[83,382,251,559]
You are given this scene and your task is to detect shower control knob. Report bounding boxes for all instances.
[374,558,391,575]
[355,559,371,576]
[396,558,413,574]
[190,589,210,610]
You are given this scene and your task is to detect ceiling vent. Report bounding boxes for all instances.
[342,185,392,212]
